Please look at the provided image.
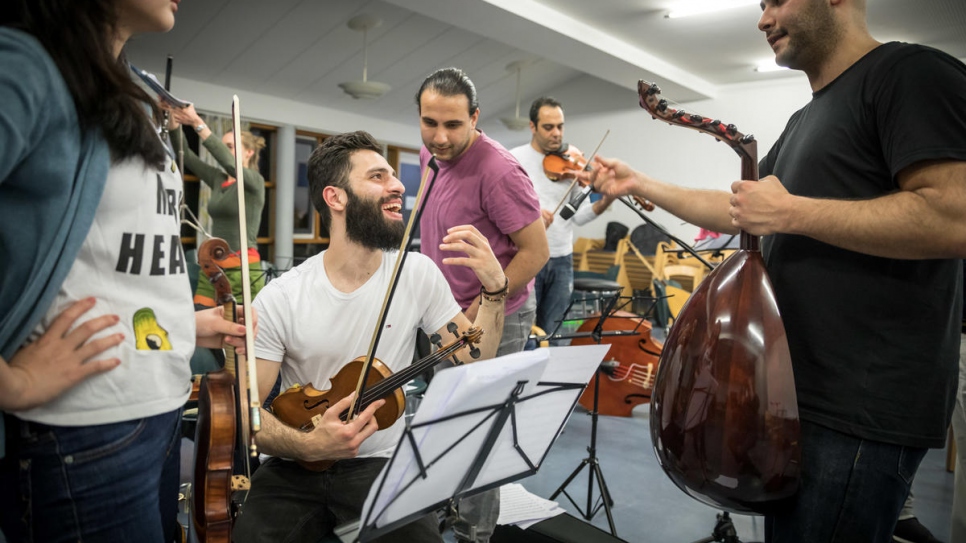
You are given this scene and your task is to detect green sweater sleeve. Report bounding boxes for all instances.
[168,128,227,189]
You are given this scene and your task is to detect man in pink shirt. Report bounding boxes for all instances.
[416,67,549,543]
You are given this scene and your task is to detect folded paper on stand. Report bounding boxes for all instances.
[357,344,610,540]
[497,483,565,530]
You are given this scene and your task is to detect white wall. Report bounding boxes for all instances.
[480,73,813,243]
[175,71,813,245]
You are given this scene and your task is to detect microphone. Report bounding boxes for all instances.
[559,184,593,220]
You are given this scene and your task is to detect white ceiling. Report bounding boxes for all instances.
[125,0,966,129]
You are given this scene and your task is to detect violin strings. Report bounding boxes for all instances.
[179,195,210,239]
[357,336,470,405]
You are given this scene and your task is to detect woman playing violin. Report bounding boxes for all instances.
[0,1,251,542]
[233,131,507,543]
[509,97,616,343]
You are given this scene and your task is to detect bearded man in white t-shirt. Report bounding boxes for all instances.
[233,131,507,543]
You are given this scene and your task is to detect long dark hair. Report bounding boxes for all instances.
[2,0,167,167]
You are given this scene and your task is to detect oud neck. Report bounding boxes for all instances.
[739,143,760,252]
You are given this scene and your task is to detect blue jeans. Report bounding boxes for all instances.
[765,420,926,543]
[1,409,183,543]
[533,255,573,341]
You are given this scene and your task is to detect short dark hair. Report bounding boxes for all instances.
[415,67,479,115]
[307,131,383,232]
[529,96,562,124]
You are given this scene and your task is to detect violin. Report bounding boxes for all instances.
[543,144,655,212]
[192,237,247,543]
[542,145,588,181]
[271,327,483,471]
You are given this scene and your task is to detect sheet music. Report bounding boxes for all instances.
[472,344,611,487]
[359,344,610,538]
[497,483,565,530]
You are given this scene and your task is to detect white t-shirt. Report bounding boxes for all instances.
[20,153,195,425]
[254,250,461,458]
[509,143,599,258]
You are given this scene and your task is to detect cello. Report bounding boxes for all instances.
[639,81,800,515]
[571,311,662,417]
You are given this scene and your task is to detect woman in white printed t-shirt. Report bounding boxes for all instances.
[0,1,252,541]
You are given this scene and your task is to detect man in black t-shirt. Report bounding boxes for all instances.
[586,0,966,541]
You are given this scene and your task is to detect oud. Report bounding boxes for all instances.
[640,81,801,515]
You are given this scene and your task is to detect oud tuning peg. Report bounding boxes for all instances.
[741,134,756,143]
[657,99,669,112]
[647,83,660,95]
[727,124,738,135]
[689,114,703,123]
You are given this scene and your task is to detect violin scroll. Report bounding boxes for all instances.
[198,238,235,307]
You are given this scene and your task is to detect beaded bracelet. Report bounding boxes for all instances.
[480,277,509,303]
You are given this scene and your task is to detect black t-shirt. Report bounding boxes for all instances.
[759,42,966,448]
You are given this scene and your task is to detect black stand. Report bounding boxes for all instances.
[347,350,601,543]
[690,512,752,543]
[549,288,623,537]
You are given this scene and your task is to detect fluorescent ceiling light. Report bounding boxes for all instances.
[755,59,789,72]
[666,0,760,19]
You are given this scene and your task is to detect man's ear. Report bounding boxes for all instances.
[323,185,346,212]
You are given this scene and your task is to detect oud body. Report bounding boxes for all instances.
[638,80,801,514]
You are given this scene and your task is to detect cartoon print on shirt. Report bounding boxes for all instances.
[133,307,172,350]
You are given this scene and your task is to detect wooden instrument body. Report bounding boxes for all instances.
[638,79,800,515]
[270,356,406,471]
[193,369,237,542]
[650,249,800,513]
[572,311,663,417]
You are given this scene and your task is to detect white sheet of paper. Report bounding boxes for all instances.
[496,483,565,526]
[359,344,610,536]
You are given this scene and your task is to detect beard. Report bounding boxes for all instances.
[344,187,405,251]
[775,0,842,71]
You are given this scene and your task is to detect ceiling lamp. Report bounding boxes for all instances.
[500,60,530,131]
[339,15,391,99]
[666,0,759,19]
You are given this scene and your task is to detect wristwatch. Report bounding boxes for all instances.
[194,123,207,133]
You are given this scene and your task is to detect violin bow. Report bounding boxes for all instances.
[345,157,441,421]
[231,96,261,454]
[550,129,610,216]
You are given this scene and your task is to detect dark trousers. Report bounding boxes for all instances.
[233,456,440,543]
[766,420,927,543]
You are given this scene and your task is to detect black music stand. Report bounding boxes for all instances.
[547,280,627,536]
[335,345,611,542]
